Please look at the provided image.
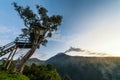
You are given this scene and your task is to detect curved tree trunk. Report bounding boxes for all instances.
[14,33,40,73]
[14,44,38,73]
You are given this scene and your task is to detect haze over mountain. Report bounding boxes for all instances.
[31,46,112,60]
[27,52,120,80]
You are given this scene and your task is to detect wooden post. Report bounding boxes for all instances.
[3,50,13,69]
[6,47,17,70]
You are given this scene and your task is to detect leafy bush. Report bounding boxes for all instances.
[0,71,29,80]
[23,63,61,80]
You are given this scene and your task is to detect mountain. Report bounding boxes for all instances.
[26,58,45,66]
[27,53,120,80]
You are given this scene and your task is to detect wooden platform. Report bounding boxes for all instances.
[15,42,33,48]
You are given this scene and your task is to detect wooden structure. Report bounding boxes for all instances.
[15,37,33,48]
[0,32,37,70]
[0,32,35,57]
[0,41,16,57]
[0,37,33,69]
[15,42,33,48]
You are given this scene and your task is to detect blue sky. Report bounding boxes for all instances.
[0,0,120,60]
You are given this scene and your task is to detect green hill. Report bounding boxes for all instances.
[26,53,120,80]
[0,71,29,80]
[46,53,120,80]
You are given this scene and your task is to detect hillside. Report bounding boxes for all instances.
[0,71,29,80]
[26,58,45,66]
[27,53,120,80]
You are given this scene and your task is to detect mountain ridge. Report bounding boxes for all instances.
[27,53,120,80]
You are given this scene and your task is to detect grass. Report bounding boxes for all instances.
[0,71,29,80]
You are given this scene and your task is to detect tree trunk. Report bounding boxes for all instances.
[14,32,40,73]
[14,44,38,73]
[3,46,17,70]
[6,48,17,70]
[14,30,43,73]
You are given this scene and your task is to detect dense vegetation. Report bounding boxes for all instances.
[26,53,120,80]
[0,62,70,80]
[46,53,120,80]
[23,63,61,80]
[1,53,120,80]
[0,71,29,80]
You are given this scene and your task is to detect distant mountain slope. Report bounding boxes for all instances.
[27,53,120,80]
[26,58,45,66]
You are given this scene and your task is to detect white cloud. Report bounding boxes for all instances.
[65,47,110,57]
[31,53,41,59]
[31,52,53,60]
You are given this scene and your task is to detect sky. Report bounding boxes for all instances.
[0,0,120,60]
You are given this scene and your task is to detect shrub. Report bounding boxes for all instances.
[0,71,29,80]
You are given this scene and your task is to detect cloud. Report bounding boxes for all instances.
[60,3,120,56]
[31,52,51,60]
[65,47,110,57]
[64,47,85,53]
[31,53,41,59]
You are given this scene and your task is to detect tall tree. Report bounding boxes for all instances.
[13,2,62,73]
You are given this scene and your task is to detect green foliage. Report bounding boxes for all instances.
[23,63,61,80]
[13,2,62,46]
[46,53,120,80]
[12,2,62,73]
[62,75,72,80]
[0,71,29,80]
